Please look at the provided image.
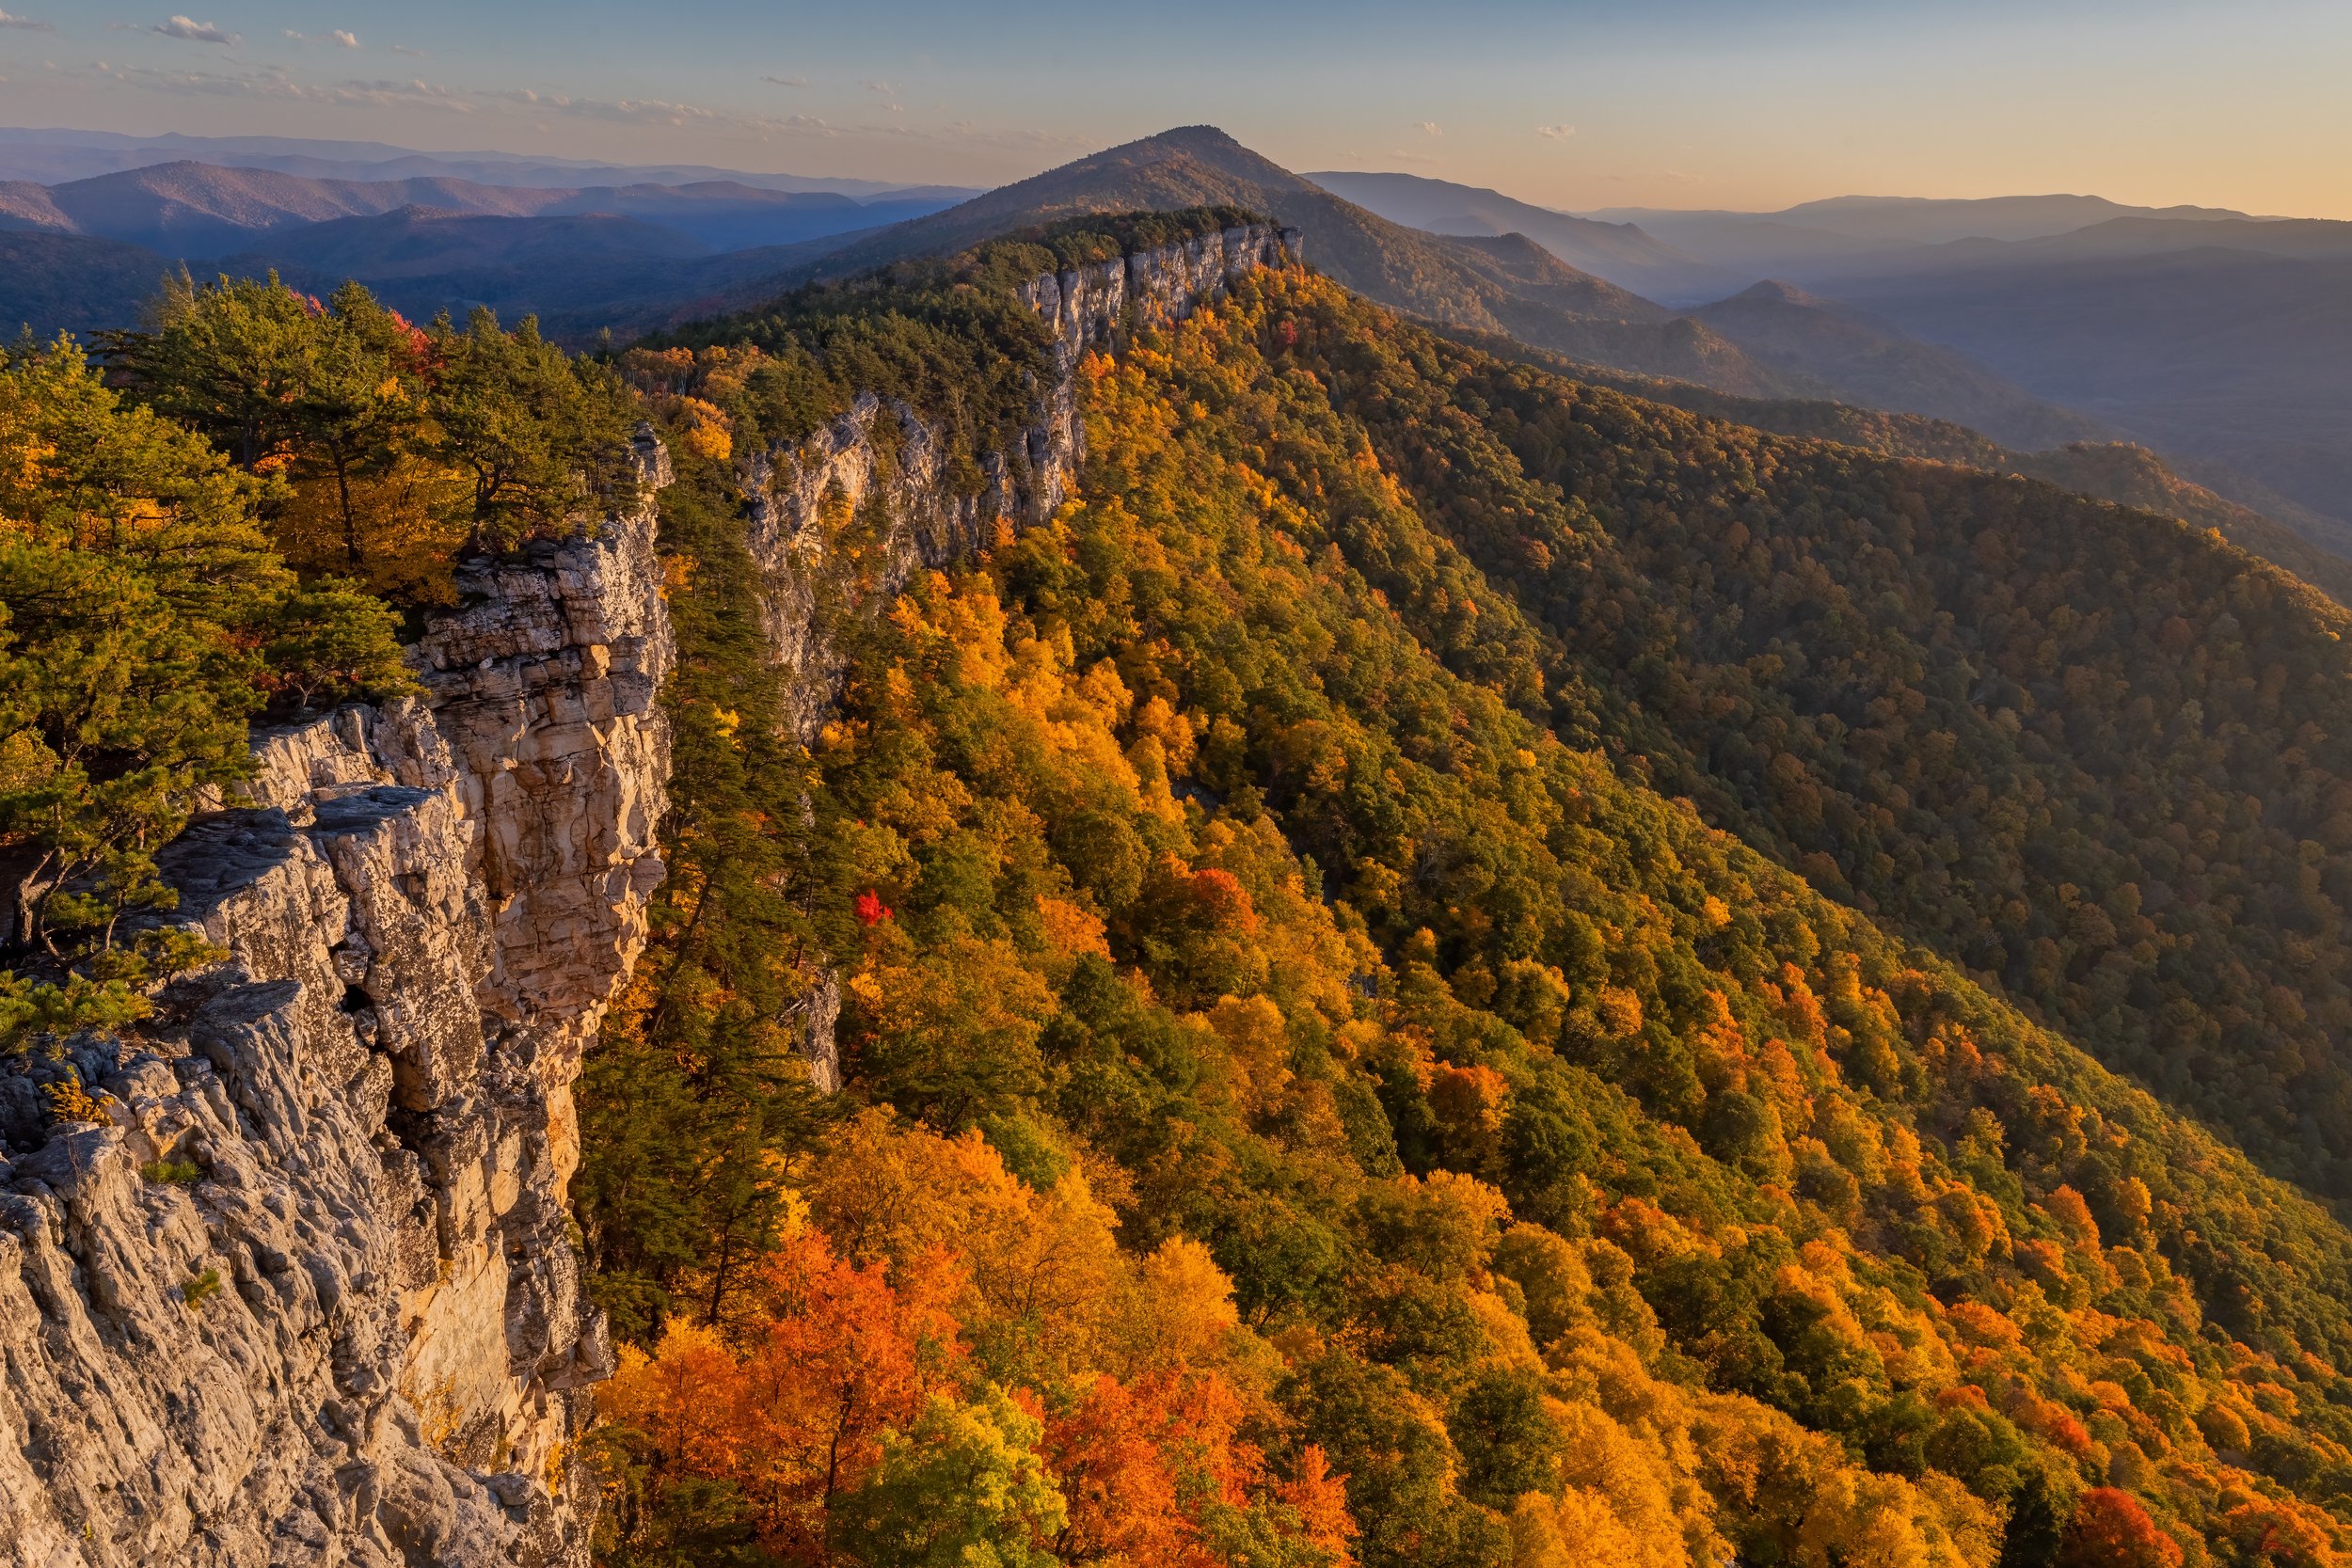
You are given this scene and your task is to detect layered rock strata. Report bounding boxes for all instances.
[0,436,674,1567]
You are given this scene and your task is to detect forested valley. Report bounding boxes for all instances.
[12,220,2352,1568]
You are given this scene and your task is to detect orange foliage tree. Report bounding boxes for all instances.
[2059,1489,2185,1568]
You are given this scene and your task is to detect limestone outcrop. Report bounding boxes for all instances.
[739,223,1299,1089]
[747,222,1302,745]
[0,437,674,1567]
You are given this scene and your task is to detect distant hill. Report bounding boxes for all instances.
[1568,192,2352,533]
[0,160,961,259]
[1441,323,2352,609]
[1823,245,2352,531]
[223,207,713,277]
[222,210,861,340]
[0,230,172,339]
[0,125,977,201]
[1851,214,2352,273]
[0,156,954,341]
[723,125,1802,396]
[1303,168,1735,301]
[1,162,544,255]
[1267,185,2114,449]
[1684,278,2108,450]
[1771,191,2258,243]
[1591,193,2265,281]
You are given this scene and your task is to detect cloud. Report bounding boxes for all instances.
[1414,120,1442,136]
[150,14,236,44]
[863,78,895,93]
[389,42,427,56]
[762,73,808,87]
[91,60,473,110]
[329,75,469,108]
[497,88,785,130]
[0,9,56,31]
[1385,148,1439,165]
[82,57,1085,152]
[284,27,359,47]
[1536,123,1575,139]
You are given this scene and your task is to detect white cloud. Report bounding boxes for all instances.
[389,42,428,56]
[0,9,56,31]
[151,14,236,44]
[80,58,1083,152]
[863,78,895,93]
[91,61,473,110]
[284,27,359,47]
[1536,123,1576,139]
[1414,119,1442,136]
[762,73,808,87]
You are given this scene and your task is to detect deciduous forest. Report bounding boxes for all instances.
[11,224,2352,1568]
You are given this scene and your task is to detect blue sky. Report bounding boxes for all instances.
[4,0,2349,214]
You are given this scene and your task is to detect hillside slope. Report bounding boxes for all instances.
[0,230,173,337]
[1438,325,2352,610]
[1295,293,2352,1210]
[1306,168,1735,301]
[1686,279,2109,451]
[590,241,2352,1567]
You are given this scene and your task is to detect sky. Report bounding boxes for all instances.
[2,0,2349,215]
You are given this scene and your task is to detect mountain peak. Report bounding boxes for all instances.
[1729,277,1824,307]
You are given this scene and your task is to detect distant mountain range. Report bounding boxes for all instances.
[1679,279,2107,451]
[1326,171,2352,533]
[1303,169,1736,302]
[4,123,2347,574]
[1586,192,2266,278]
[760,125,1807,395]
[0,152,964,343]
[0,160,958,258]
[0,126,977,201]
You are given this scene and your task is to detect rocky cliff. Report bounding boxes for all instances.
[0,435,675,1567]
[740,222,1298,1087]
[0,221,1296,1566]
[746,221,1302,747]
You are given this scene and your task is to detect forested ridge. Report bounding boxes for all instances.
[14,218,2352,1568]
[1443,326,2352,611]
[1293,300,2352,1206]
[578,240,2352,1567]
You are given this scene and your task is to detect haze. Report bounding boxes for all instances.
[5,0,2349,215]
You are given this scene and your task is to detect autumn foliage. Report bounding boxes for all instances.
[584,226,2352,1568]
[2060,1489,2185,1568]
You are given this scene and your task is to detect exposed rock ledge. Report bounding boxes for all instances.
[0,435,675,1567]
[747,220,1303,746]
[739,222,1301,1090]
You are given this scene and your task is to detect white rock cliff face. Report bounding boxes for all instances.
[741,224,1300,1087]
[0,436,675,1568]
